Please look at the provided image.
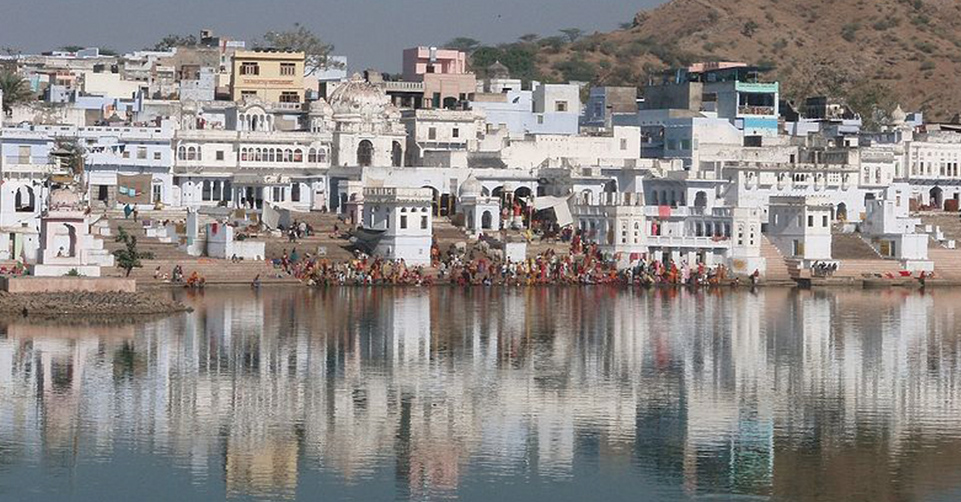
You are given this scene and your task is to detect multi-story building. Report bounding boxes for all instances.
[230,50,305,104]
[401,47,476,109]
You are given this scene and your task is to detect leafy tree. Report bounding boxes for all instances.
[445,37,481,53]
[261,24,337,76]
[559,28,584,43]
[151,34,197,51]
[59,45,85,52]
[113,227,153,277]
[553,58,596,82]
[539,36,567,53]
[0,71,32,113]
[518,33,540,44]
[742,21,759,37]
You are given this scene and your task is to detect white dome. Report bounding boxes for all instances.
[309,98,334,116]
[328,73,389,117]
[459,176,482,198]
[49,187,81,210]
[890,104,907,126]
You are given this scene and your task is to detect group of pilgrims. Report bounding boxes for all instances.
[272,230,751,288]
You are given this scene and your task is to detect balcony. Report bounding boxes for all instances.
[647,235,731,249]
[737,105,775,116]
[381,81,425,93]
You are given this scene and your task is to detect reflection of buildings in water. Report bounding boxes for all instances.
[3,288,961,500]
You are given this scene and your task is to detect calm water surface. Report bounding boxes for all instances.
[2,286,961,501]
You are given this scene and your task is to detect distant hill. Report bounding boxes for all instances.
[523,0,961,122]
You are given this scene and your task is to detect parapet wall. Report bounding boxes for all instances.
[0,277,137,293]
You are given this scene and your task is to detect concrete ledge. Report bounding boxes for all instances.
[0,277,137,293]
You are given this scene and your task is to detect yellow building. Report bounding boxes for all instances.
[230,49,305,103]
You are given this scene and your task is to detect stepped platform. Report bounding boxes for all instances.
[105,258,299,286]
[760,235,795,284]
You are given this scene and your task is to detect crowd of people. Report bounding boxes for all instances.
[261,233,747,289]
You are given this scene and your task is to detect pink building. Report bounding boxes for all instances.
[402,47,468,80]
[401,47,476,109]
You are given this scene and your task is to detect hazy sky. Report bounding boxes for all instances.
[0,0,664,72]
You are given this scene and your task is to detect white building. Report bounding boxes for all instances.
[359,187,433,265]
[766,196,833,262]
[860,183,931,269]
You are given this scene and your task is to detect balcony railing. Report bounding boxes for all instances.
[738,105,775,116]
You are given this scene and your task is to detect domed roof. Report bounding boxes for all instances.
[49,187,81,210]
[459,176,482,198]
[309,97,333,116]
[890,104,907,126]
[487,60,510,79]
[328,73,390,116]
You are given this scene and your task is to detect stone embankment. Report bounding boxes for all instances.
[0,291,190,318]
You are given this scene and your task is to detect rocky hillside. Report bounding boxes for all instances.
[531,0,961,121]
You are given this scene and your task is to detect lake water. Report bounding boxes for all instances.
[2,286,961,501]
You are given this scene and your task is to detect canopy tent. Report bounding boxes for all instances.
[533,196,574,227]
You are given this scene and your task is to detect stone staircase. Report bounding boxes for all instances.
[760,235,795,282]
[103,258,299,285]
[928,247,961,280]
[261,211,354,261]
[833,259,906,279]
[831,231,883,260]
[917,212,961,244]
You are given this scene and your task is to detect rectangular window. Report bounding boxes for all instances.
[152,184,162,203]
[153,152,161,160]
[452,128,459,138]
[279,91,300,103]
[428,127,437,140]
[620,138,627,150]
[400,215,408,229]
[216,150,224,161]
[807,215,814,227]
[555,101,568,112]
[240,62,259,75]
[291,183,301,202]
[202,180,212,201]
[421,215,428,229]
[137,147,147,159]
[280,63,296,76]
[537,115,544,124]
[822,215,828,227]
[241,90,257,100]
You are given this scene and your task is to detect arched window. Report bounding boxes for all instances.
[241,148,248,161]
[255,148,262,162]
[318,149,327,163]
[308,148,317,163]
[357,140,374,167]
[187,146,196,161]
[293,149,303,162]
[391,141,402,167]
[284,149,292,162]
[178,146,186,160]
[268,149,276,162]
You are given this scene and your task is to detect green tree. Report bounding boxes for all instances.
[59,45,85,52]
[151,34,197,51]
[445,37,481,53]
[0,71,32,113]
[518,33,540,44]
[559,28,584,43]
[113,227,153,277]
[261,24,337,76]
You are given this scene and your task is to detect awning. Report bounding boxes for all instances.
[533,195,574,227]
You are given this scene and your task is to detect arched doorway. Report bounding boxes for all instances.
[836,202,847,221]
[481,210,493,229]
[357,140,374,167]
[422,186,440,216]
[930,187,944,210]
[693,191,707,209]
[391,141,402,167]
[442,97,458,109]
